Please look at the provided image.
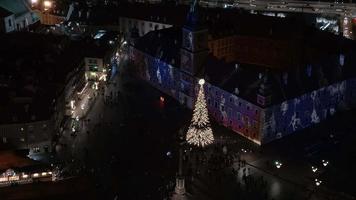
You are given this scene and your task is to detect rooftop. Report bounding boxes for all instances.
[0,6,13,18]
[133,13,356,106]
[0,0,30,17]
[0,32,83,124]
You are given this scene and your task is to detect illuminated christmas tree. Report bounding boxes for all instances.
[186,79,214,147]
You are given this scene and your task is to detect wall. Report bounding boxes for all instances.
[261,79,356,143]
[1,15,16,33]
[131,45,356,145]
[131,47,264,144]
[205,83,263,144]
[37,11,65,25]
[14,12,36,31]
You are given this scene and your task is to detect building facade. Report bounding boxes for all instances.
[129,4,356,144]
[0,0,39,31]
[0,7,16,33]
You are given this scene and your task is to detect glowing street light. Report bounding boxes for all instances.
[315,178,322,186]
[322,160,329,167]
[43,1,52,8]
[275,161,282,169]
[31,0,38,4]
[70,100,75,109]
[160,96,165,103]
[312,166,318,173]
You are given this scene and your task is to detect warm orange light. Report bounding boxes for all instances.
[44,1,52,8]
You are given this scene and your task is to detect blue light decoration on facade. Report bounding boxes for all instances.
[130,47,356,145]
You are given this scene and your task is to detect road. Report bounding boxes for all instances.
[52,52,356,200]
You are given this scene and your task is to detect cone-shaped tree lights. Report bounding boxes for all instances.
[186,79,214,147]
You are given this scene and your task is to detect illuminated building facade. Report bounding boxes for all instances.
[130,3,356,144]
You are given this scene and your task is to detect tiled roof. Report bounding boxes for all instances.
[0,6,13,18]
[0,0,29,17]
[134,27,182,67]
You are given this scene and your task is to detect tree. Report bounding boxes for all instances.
[186,79,214,147]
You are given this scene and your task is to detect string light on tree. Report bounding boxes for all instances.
[186,79,214,147]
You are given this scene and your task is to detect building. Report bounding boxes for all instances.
[129,3,356,144]
[0,150,53,186]
[0,32,87,154]
[30,0,68,25]
[67,3,188,38]
[0,7,16,33]
[84,30,120,82]
[0,0,39,31]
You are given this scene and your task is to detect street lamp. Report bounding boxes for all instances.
[275,161,282,169]
[43,0,52,8]
[312,166,318,173]
[322,160,329,167]
[315,178,322,186]
[172,127,188,200]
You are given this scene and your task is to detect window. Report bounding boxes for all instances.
[237,112,241,120]
[221,105,225,111]
[229,97,233,103]
[255,109,258,115]
[8,19,12,27]
[247,106,250,110]
[149,23,152,28]
[245,116,250,126]
[252,120,257,129]
[239,102,242,107]
[208,98,211,105]
[89,66,98,71]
